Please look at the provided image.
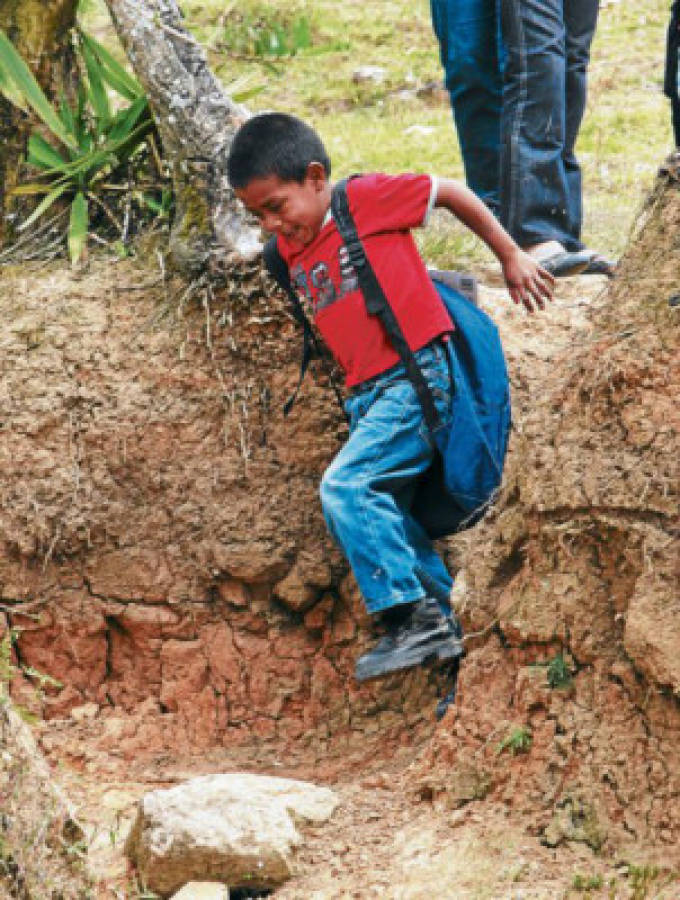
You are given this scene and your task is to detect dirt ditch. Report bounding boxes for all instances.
[0,165,678,896]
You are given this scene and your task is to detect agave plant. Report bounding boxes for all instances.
[0,28,155,263]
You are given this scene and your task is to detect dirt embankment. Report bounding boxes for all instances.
[412,163,680,861]
[0,165,678,889]
[0,255,443,778]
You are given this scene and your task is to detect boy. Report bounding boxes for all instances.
[227,113,553,683]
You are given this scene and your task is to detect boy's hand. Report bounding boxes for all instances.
[500,248,555,313]
[432,179,554,311]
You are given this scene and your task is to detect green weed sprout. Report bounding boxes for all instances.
[496,725,532,757]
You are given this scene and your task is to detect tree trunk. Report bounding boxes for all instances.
[103,0,261,274]
[0,0,78,247]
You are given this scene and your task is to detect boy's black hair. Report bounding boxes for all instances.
[227,113,331,189]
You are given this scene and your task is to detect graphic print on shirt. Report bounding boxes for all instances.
[309,262,338,310]
[291,249,360,316]
[338,245,359,295]
[291,264,315,318]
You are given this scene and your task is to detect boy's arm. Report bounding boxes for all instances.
[434,177,554,313]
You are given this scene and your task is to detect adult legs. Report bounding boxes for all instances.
[665,1,680,146]
[430,0,504,212]
[563,0,600,245]
[499,0,598,252]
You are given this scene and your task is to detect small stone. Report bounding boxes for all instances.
[395,90,417,102]
[403,124,436,137]
[170,883,230,900]
[216,578,249,608]
[70,703,99,722]
[352,66,386,84]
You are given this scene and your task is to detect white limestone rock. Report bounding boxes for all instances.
[125,773,339,896]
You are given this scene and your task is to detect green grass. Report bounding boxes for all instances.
[571,872,604,892]
[81,0,673,266]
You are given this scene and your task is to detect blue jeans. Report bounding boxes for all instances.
[499,0,599,250]
[319,343,454,616]
[430,0,504,214]
[431,0,598,250]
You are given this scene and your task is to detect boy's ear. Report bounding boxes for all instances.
[305,161,328,191]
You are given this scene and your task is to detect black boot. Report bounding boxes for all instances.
[355,597,464,682]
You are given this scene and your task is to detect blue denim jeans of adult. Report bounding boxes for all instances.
[430,0,504,214]
[499,0,599,251]
[319,342,454,617]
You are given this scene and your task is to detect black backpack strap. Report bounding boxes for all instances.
[330,179,441,433]
[262,236,345,417]
[262,234,293,295]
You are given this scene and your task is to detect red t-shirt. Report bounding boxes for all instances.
[277,173,454,388]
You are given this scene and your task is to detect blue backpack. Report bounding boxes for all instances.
[410,274,511,536]
[263,178,511,538]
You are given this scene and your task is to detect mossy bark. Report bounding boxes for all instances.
[0,0,78,246]
[103,0,260,274]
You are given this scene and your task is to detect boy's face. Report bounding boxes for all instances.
[235,162,330,248]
